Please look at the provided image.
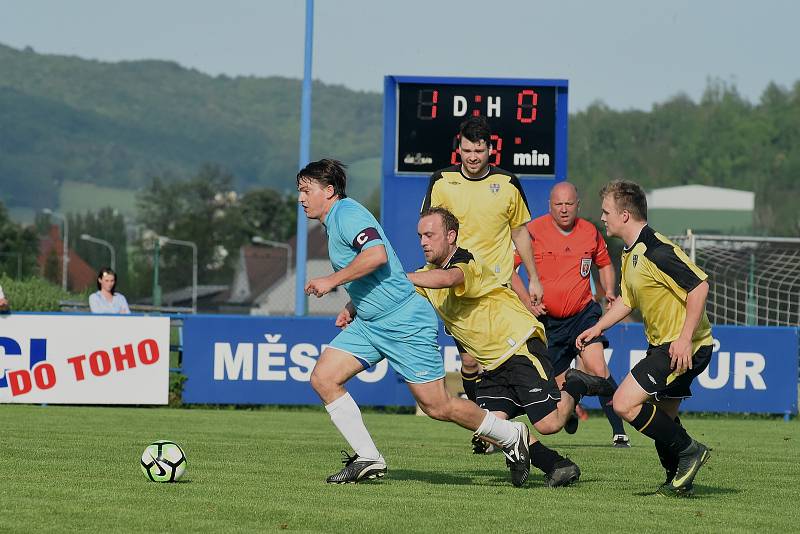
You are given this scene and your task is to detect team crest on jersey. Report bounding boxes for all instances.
[580,258,592,277]
[632,254,639,267]
[489,183,500,194]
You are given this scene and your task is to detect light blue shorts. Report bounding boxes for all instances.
[329,294,445,384]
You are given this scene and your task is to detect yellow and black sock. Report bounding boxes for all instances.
[631,403,691,454]
[655,416,682,477]
[461,370,479,402]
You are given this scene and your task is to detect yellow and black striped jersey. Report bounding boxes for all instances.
[415,247,547,372]
[421,165,531,285]
[621,226,713,352]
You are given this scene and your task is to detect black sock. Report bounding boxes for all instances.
[630,403,692,455]
[655,416,682,477]
[530,441,564,474]
[461,370,479,402]
[561,378,587,404]
[600,375,625,435]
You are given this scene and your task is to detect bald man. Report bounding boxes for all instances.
[515,182,629,447]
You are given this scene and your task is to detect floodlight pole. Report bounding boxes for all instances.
[80,233,116,271]
[158,236,198,314]
[294,0,314,316]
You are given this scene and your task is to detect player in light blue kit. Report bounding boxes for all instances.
[299,159,532,486]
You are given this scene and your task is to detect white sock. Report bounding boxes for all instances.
[325,392,383,462]
[475,410,519,447]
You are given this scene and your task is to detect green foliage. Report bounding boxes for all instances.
[0,201,39,279]
[67,207,129,281]
[569,79,800,236]
[128,164,301,300]
[0,43,382,208]
[0,273,70,311]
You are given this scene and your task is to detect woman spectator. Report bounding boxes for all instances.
[88,267,130,314]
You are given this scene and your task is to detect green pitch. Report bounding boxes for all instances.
[1,405,797,533]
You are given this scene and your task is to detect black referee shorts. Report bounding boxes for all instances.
[540,301,609,377]
[475,338,561,424]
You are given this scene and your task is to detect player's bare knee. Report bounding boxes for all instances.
[418,401,450,421]
[310,368,337,397]
[612,395,638,421]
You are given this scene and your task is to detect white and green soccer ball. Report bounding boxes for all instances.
[140,440,187,482]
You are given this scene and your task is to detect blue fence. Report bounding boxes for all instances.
[180,315,798,415]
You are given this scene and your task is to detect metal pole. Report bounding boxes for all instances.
[160,237,198,314]
[294,0,314,316]
[80,234,116,271]
[153,239,162,307]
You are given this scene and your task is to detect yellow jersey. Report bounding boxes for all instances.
[422,165,531,284]
[621,226,713,353]
[415,247,546,372]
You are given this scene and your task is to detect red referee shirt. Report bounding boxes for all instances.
[515,215,611,319]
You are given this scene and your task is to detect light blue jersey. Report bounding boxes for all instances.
[323,197,444,383]
[324,198,415,321]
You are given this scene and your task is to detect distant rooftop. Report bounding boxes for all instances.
[647,185,754,211]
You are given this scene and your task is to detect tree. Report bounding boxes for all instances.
[68,207,129,279]
[0,201,39,279]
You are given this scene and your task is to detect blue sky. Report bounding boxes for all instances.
[1,0,797,111]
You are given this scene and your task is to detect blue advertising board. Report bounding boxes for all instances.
[181,315,797,415]
[181,315,416,406]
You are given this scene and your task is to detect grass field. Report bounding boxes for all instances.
[1,405,798,533]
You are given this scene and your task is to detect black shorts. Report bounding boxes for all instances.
[475,338,561,424]
[631,343,713,400]
[540,301,609,377]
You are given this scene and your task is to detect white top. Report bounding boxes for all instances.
[0,285,4,299]
[89,291,130,314]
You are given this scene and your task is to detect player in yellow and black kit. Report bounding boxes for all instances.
[421,116,544,420]
[409,206,616,487]
[577,180,713,497]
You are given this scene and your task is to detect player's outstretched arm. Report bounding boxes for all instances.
[408,267,465,289]
[306,246,388,297]
[510,225,543,304]
[575,298,632,349]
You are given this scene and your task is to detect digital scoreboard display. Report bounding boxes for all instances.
[395,82,558,176]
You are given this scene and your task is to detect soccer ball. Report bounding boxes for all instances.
[140,440,187,482]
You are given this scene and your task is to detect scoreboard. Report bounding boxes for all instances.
[381,75,568,269]
[395,83,559,176]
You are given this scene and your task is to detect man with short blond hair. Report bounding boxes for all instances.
[577,179,713,496]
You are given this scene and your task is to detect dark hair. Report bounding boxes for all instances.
[296,158,348,198]
[420,206,459,238]
[96,267,117,293]
[599,180,648,221]
[458,116,492,146]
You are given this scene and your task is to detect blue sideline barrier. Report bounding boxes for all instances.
[180,315,798,415]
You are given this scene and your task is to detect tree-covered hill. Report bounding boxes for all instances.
[2,43,798,236]
[0,43,383,208]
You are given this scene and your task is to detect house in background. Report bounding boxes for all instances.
[647,185,755,235]
[223,220,349,316]
[38,224,96,292]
